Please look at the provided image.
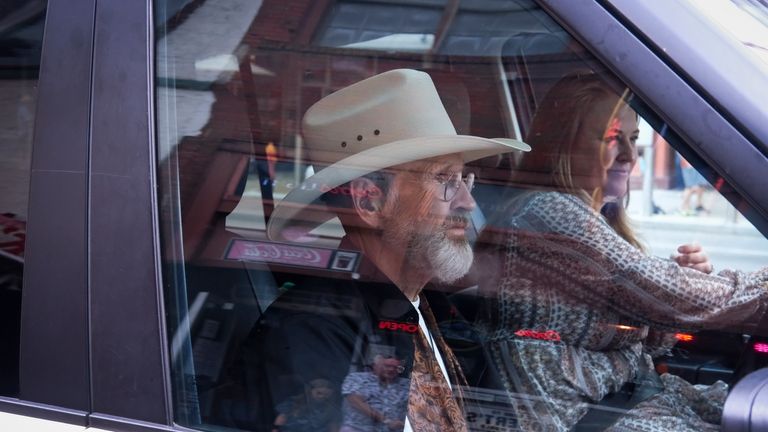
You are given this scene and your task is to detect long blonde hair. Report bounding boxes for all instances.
[515,72,644,250]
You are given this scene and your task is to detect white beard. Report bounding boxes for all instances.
[422,232,473,283]
[384,214,473,283]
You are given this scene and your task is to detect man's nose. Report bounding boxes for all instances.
[451,180,476,211]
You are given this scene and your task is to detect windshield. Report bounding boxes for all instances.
[686,0,768,68]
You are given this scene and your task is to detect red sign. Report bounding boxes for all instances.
[226,239,333,268]
[514,329,561,342]
[379,320,419,333]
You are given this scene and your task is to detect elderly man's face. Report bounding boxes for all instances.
[373,356,404,381]
[380,154,476,283]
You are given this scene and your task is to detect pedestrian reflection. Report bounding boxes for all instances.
[272,378,339,432]
[341,354,409,432]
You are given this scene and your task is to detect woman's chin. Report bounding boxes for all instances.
[602,183,628,200]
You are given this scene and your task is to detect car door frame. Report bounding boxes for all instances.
[2,0,766,431]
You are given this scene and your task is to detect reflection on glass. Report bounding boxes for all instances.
[273,378,338,432]
[0,0,46,398]
[686,0,768,67]
[341,353,409,432]
[236,68,525,432]
[627,145,768,272]
[154,1,768,431]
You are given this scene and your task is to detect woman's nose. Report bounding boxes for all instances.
[617,136,637,163]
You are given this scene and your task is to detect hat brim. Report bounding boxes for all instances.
[266,135,530,242]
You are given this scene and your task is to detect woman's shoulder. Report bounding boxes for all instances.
[499,189,593,221]
[528,190,591,207]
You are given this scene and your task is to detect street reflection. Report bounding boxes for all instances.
[153,1,768,431]
[341,353,409,432]
[272,378,339,432]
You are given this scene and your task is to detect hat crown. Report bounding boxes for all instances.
[302,69,457,166]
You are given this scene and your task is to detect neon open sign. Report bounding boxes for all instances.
[379,320,419,333]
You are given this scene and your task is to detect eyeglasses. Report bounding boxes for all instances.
[434,172,475,201]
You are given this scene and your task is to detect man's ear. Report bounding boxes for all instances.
[349,177,385,228]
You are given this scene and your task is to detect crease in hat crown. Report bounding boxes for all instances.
[302,69,459,166]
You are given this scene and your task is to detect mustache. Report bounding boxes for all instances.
[444,212,471,226]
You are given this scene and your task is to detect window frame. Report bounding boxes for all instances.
[1,0,95,423]
[1,0,175,430]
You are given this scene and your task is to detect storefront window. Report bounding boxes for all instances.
[155,1,768,430]
[0,0,47,398]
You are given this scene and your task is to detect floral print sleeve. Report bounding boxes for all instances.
[499,191,768,330]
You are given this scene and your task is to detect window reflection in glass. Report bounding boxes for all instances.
[155,1,768,431]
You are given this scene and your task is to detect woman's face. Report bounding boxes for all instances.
[570,96,639,199]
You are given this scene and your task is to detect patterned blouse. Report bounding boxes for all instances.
[476,191,768,431]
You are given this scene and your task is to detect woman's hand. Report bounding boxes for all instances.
[672,243,713,274]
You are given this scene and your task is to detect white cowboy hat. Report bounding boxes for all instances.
[266,68,530,241]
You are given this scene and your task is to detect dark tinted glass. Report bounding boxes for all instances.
[0,0,47,398]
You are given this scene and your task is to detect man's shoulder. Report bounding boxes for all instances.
[265,274,412,320]
[342,371,376,386]
[256,277,364,331]
[275,276,358,300]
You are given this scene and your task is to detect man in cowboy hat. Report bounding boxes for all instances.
[241,69,529,432]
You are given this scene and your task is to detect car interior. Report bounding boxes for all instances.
[159,5,768,428]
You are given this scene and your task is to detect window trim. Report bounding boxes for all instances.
[87,0,172,425]
[16,0,175,428]
[605,0,768,157]
[19,0,95,412]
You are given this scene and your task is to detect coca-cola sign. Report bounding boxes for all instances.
[226,239,334,269]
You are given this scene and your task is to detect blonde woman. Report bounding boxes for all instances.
[474,72,768,431]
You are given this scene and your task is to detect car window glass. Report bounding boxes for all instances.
[0,0,47,398]
[155,1,768,430]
